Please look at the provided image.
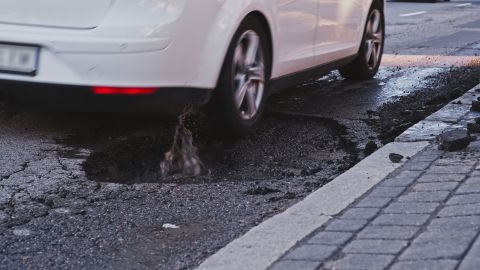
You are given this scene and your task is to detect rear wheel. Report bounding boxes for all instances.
[339,3,385,80]
[211,17,270,137]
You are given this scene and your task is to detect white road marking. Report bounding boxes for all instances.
[399,11,427,17]
[456,3,472,7]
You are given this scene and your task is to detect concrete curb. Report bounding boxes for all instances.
[197,82,480,270]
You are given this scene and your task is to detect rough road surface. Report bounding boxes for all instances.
[0,1,479,269]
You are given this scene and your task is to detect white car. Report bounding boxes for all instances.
[0,0,385,136]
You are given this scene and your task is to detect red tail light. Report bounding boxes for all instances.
[92,86,157,95]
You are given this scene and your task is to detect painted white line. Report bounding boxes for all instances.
[399,11,427,17]
[197,141,429,270]
[456,3,472,7]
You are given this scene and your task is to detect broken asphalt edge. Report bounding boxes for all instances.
[196,82,480,270]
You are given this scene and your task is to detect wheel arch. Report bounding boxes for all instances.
[193,3,275,92]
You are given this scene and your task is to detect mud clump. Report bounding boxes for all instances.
[389,153,404,163]
[437,129,472,152]
[471,100,480,112]
[467,123,480,134]
[160,107,209,177]
[364,141,378,156]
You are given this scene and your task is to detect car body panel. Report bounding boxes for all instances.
[0,0,378,93]
[0,0,112,29]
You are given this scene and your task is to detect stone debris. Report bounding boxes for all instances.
[436,129,471,151]
[13,228,32,237]
[389,153,404,163]
[472,100,480,112]
[467,122,480,134]
[364,141,378,156]
[162,223,180,229]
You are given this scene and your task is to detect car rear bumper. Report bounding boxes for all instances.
[0,80,212,115]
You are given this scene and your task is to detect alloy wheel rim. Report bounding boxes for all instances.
[232,30,265,120]
[365,9,383,70]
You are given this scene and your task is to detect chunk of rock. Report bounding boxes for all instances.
[471,101,480,112]
[437,129,471,151]
[364,141,378,156]
[389,153,404,163]
[468,123,480,134]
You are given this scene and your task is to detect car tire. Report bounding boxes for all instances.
[339,2,385,80]
[210,16,271,137]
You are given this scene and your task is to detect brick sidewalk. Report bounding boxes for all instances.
[267,85,480,270]
[270,142,480,270]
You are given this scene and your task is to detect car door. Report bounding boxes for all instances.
[272,0,318,78]
[314,0,365,66]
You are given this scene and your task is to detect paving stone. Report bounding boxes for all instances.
[457,183,480,195]
[384,202,439,214]
[339,208,380,220]
[465,177,480,184]
[428,216,480,232]
[270,260,322,270]
[381,171,422,187]
[427,165,473,174]
[372,214,429,226]
[368,187,406,198]
[324,219,369,232]
[343,239,407,254]
[413,182,459,192]
[413,152,441,162]
[417,173,466,182]
[438,203,480,217]
[458,236,480,270]
[447,194,480,205]
[397,191,450,202]
[284,244,337,261]
[308,232,353,245]
[399,231,477,260]
[357,225,419,240]
[325,254,394,270]
[391,260,458,270]
[355,197,391,208]
[400,161,432,171]
[434,158,476,166]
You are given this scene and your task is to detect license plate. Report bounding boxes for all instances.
[0,43,39,76]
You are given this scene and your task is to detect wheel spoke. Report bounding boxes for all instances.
[245,85,257,117]
[365,41,373,63]
[248,65,265,83]
[235,73,246,85]
[371,45,378,67]
[234,46,246,71]
[372,32,382,44]
[245,33,260,66]
[371,11,380,33]
[235,81,250,108]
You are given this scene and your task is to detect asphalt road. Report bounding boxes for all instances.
[0,2,480,270]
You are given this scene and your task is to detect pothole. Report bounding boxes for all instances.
[81,114,356,185]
